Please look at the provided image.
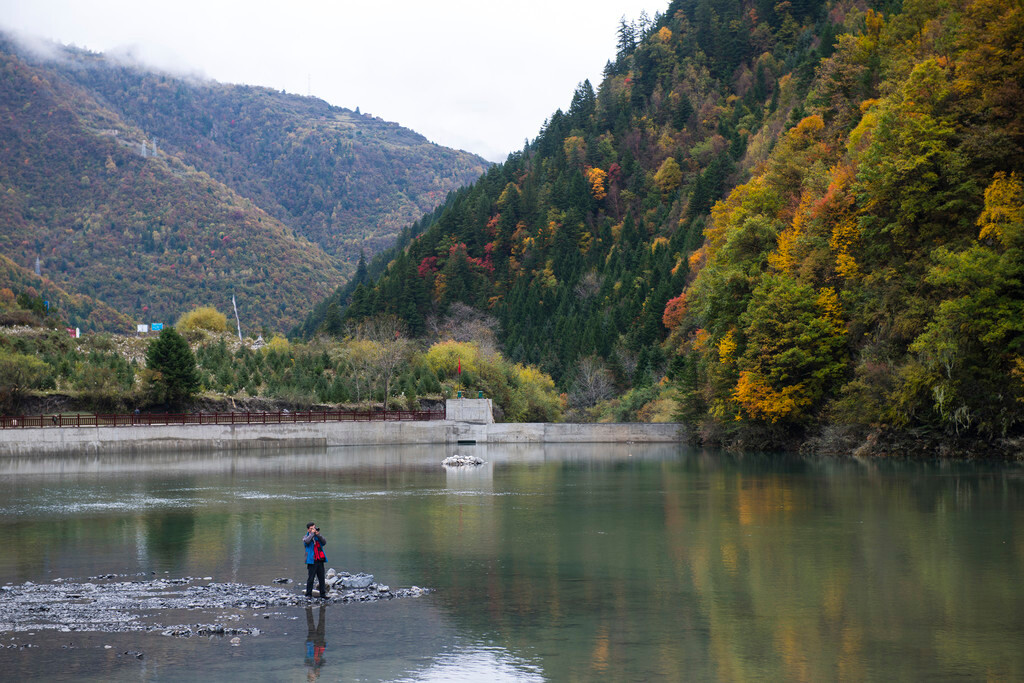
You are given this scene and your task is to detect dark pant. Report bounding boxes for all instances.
[306,561,327,596]
[305,605,327,667]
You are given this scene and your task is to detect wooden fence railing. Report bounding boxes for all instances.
[0,409,446,430]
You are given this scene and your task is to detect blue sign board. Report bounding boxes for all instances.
[151,323,163,331]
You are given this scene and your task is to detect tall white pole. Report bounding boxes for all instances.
[232,294,243,341]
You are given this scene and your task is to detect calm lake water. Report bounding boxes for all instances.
[0,443,1022,681]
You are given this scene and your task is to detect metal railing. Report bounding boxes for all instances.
[0,408,446,430]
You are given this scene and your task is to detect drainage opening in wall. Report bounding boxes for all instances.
[456,439,477,446]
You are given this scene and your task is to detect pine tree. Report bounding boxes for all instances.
[323,302,343,336]
[616,16,637,60]
[354,251,369,286]
[146,327,200,404]
[568,80,597,129]
[346,283,372,321]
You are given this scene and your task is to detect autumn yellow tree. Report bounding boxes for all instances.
[654,157,682,196]
[732,275,847,423]
[343,339,382,405]
[586,167,608,201]
[563,136,587,166]
[978,172,1024,247]
[176,306,228,334]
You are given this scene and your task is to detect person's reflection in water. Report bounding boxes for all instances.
[304,605,327,678]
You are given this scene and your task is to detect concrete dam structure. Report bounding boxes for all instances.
[0,399,682,457]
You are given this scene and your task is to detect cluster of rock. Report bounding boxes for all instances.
[310,568,372,596]
[442,454,485,466]
[0,573,430,638]
[160,624,262,638]
[306,568,429,602]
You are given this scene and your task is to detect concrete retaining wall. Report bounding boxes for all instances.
[0,420,682,457]
[445,398,494,424]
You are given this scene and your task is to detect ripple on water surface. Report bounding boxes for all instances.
[395,645,545,682]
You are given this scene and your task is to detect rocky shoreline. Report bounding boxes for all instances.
[694,422,1024,461]
[797,425,1024,461]
[0,573,430,641]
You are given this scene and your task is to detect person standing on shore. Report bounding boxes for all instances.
[304,522,329,598]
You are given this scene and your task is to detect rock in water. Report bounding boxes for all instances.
[442,455,485,467]
[330,572,374,589]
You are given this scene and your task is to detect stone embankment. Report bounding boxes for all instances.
[0,399,682,457]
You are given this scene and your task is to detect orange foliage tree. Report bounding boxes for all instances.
[662,293,687,330]
[586,167,608,201]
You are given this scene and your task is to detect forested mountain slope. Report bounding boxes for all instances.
[301,0,845,374]
[45,45,489,263]
[306,0,1024,445]
[0,41,338,331]
[0,35,487,332]
[0,253,132,332]
[676,0,1024,443]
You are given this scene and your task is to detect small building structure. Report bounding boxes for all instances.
[445,398,493,424]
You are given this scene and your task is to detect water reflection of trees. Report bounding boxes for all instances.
[143,510,196,569]
[2,448,1021,680]
[375,454,1024,681]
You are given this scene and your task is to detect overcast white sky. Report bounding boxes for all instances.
[0,0,668,161]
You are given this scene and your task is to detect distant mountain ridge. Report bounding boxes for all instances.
[0,34,488,331]
[48,48,490,262]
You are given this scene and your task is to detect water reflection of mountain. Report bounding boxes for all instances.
[3,447,1020,680]
[386,452,1024,682]
[0,442,685,478]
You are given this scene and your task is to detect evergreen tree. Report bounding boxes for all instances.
[672,95,694,130]
[346,283,372,321]
[616,16,637,60]
[146,327,200,404]
[568,80,597,129]
[354,251,369,286]
[323,302,343,336]
[399,256,429,336]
